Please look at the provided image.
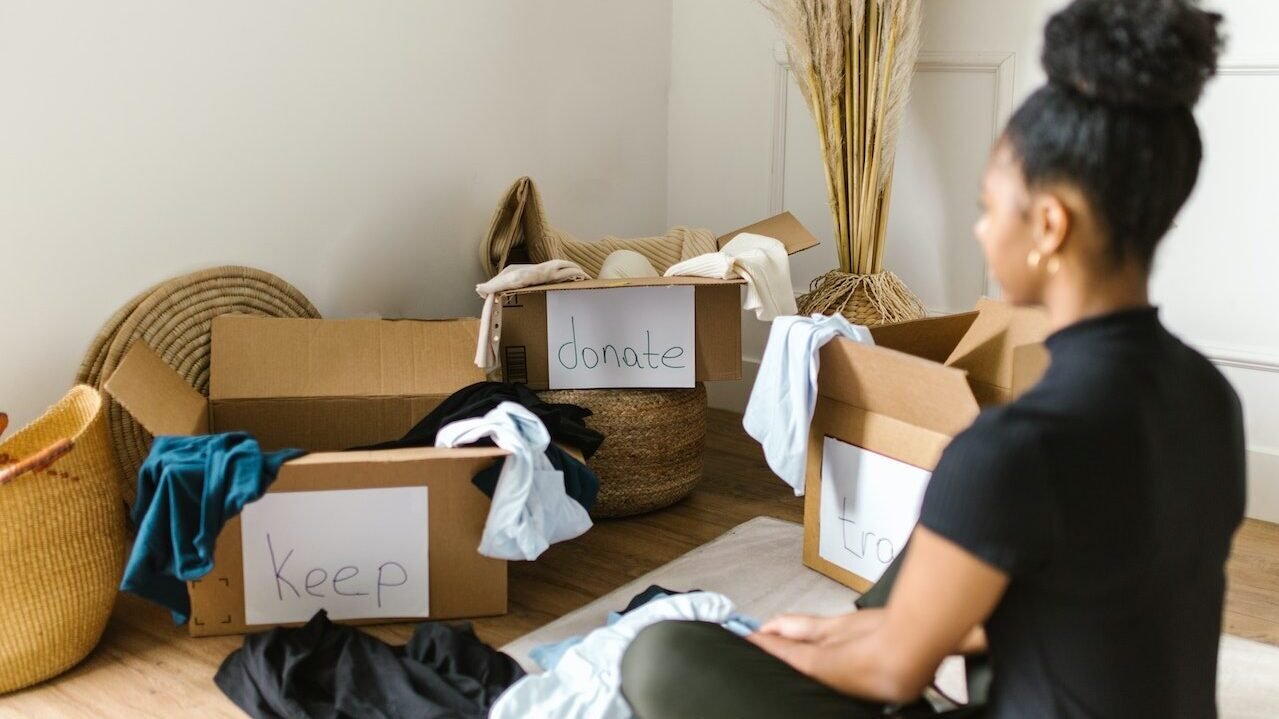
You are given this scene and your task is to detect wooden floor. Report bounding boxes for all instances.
[3,409,1277,716]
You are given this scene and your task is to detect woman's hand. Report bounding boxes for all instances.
[746,609,886,680]
[756,608,885,645]
[741,527,1010,704]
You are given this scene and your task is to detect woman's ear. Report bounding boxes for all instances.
[1031,191,1071,256]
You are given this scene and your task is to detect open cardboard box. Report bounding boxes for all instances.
[498,212,821,389]
[802,298,1052,592]
[106,315,509,637]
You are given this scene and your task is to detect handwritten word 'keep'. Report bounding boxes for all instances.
[266,534,408,608]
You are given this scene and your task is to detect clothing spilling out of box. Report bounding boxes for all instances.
[92,302,787,719]
[107,316,616,637]
[481,212,820,390]
[474,230,803,373]
[744,298,1051,592]
[91,212,840,716]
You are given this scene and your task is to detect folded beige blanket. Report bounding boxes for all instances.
[480,177,719,278]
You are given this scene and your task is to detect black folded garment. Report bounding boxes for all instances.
[621,584,701,614]
[353,381,603,458]
[350,381,604,512]
[215,610,525,719]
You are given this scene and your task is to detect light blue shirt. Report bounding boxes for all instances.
[436,402,592,560]
[743,314,874,495]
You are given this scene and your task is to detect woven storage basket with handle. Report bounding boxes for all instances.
[538,385,706,518]
[0,386,127,694]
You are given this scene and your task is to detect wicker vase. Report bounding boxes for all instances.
[0,386,127,694]
[538,385,706,518]
[797,269,928,326]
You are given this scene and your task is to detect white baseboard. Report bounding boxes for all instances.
[710,359,1279,523]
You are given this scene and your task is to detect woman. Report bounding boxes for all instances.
[620,1,1244,717]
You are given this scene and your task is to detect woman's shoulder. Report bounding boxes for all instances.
[935,404,1051,487]
[961,397,1055,445]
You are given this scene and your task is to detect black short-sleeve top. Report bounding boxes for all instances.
[919,307,1246,719]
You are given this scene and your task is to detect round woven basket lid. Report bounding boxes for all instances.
[76,266,320,503]
[77,281,163,389]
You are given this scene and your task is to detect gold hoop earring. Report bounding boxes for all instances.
[1027,249,1061,276]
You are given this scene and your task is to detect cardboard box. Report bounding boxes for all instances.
[498,212,820,389]
[802,298,1051,592]
[106,316,508,636]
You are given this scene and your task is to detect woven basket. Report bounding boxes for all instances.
[76,266,320,504]
[0,387,127,694]
[538,385,706,518]
[797,269,928,327]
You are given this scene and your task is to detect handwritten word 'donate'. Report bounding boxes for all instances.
[556,316,686,371]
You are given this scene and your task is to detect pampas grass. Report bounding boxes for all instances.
[762,0,922,276]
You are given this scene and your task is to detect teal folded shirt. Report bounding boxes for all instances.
[121,433,305,623]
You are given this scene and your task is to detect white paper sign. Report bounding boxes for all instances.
[818,437,932,584]
[546,286,695,389]
[241,487,429,625]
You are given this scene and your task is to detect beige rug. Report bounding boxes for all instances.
[502,517,1279,718]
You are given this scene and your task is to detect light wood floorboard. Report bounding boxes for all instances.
[2,409,1275,716]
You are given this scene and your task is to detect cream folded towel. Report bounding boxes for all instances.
[597,250,660,280]
[664,233,798,320]
[476,260,589,371]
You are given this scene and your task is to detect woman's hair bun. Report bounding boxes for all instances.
[1042,0,1224,109]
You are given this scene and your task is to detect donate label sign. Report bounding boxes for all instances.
[546,286,695,389]
[241,487,430,625]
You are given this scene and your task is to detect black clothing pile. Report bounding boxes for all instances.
[353,381,603,511]
[215,610,525,719]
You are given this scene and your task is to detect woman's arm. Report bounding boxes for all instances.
[748,525,1007,703]
[755,608,988,655]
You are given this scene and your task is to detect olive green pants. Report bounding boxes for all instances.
[620,620,983,719]
[619,546,989,718]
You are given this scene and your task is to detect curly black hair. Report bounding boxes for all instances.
[1004,0,1224,270]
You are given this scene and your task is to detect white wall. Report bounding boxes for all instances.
[670,0,1279,522]
[1154,0,1279,522]
[0,0,672,430]
[4,1,1275,522]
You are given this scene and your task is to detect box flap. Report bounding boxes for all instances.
[288,446,509,466]
[818,337,981,437]
[210,395,452,452]
[717,211,820,255]
[944,298,1051,396]
[104,343,209,436]
[502,275,743,296]
[868,312,979,364]
[210,316,484,400]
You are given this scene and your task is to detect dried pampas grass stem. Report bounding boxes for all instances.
[762,0,922,277]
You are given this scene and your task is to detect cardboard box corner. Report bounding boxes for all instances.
[102,316,508,636]
[802,298,1051,591]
